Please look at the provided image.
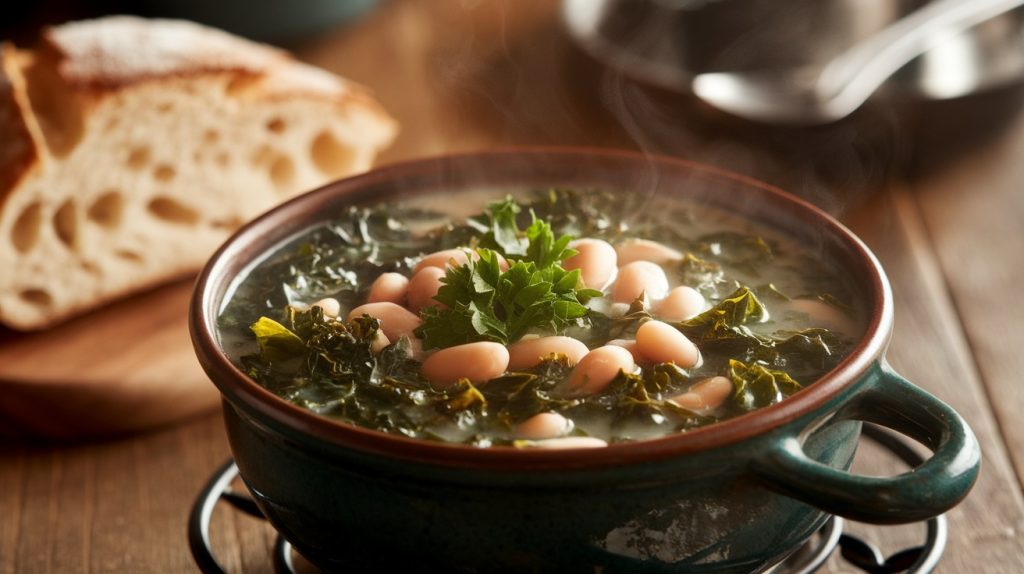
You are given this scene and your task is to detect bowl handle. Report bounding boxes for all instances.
[749,361,980,524]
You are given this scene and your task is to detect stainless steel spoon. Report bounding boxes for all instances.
[692,0,1024,125]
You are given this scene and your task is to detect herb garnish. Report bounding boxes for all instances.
[415,200,602,349]
[226,189,861,444]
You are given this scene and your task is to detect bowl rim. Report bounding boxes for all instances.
[190,147,893,470]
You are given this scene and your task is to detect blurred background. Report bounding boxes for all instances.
[7,0,1024,215]
[4,1,1024,572]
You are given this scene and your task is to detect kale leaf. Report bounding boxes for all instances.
[233,189,860,444]
[728,359,802,411]
[250,316,305,363]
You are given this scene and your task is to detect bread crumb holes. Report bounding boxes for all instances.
[311,131,356,177]
[11,201,42,253]
[20,289,52,307]
[147,197,199,225]
[116,249,143,262]
[266,117,286,133]
[87,191,123,230]
[154,164,176,182]
[53,199,78,250]
[126,146,151,170]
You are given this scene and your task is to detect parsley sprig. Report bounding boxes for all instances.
[415,200,602,349]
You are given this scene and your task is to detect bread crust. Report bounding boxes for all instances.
[39,16,394,124]
[43,16,286,88]
[1,15,397,199]
[0,16,397,330]
[0,46,43,211]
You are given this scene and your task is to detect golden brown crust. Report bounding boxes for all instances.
[32,16,397,130]
[1,14,397,215]
[38,17,381,108]
[0,17,398,330]
[40,16,286,89]
[250,60,397,128]
[0,45,42,210]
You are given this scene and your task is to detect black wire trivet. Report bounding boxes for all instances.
[188,424,947,573]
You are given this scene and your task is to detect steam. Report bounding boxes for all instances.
[569,0,904,217]
[597,71,666,219]
[411,0,903,220]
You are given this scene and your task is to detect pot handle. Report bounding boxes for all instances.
[750,362,980,524]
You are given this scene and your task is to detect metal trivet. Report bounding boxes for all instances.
[188,424,947,573]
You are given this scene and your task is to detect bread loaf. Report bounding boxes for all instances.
[0,16,397,329]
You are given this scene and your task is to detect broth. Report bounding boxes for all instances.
[219,189,864,447]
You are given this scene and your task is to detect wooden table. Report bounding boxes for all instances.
[3,1,1024,571]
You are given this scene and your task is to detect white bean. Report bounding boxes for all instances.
[562,239,617,289]
[413,248,471,274]
[507,336,589,369]
[311,297,341,318]
[568,345,636,396]
[605,338,647,362]
[347,302,422,341]
[420,342,510,388]
[407,267,446,312]
[612,261,669,303]
[515,412,572,440]
[615,239,683,266]
[521,436,608,449]
[413,248,509,274]
[635,320,701,368]
[655,286,705,321]
[366,272,409,305]
[669,376,733,411]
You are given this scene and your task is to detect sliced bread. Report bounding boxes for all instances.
[0,16,397,330]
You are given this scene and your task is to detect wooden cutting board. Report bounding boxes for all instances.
[0,278,221,440]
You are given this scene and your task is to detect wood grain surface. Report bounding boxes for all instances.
[0,280,220,439]
[1,0,1023,572]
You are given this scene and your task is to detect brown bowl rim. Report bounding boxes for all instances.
[190,147,892,471]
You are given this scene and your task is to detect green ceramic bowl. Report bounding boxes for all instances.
[190,149,980,573]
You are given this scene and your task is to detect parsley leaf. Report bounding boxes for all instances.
[525,216,575,269]
[469,198,529,257]
[415,203,602,350]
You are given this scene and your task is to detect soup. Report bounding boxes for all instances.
[219,189,863,447]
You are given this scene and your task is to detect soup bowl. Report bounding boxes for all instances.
[190,149,979,573]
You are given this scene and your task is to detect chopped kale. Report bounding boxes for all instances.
[728,359,803,411]
[223,189,861,445]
